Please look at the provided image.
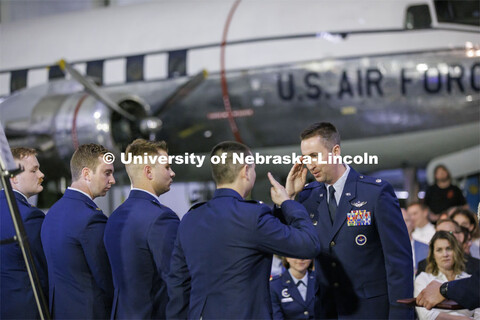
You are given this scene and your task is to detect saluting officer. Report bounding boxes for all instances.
[286,122,413,319]
[41,144,115,319]
[1,147,48,319]
[167,141,321,319]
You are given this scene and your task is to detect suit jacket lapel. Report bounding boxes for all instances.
[283,272,306,307]
[305,271,316,305]
[330,169,357,241]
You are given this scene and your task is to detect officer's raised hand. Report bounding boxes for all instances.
[285,162,307,200]
[268,172,290,206]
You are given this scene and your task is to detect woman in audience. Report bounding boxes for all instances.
[415,231,480,319]
[451,208,480,259]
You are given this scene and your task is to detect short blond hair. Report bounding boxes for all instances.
[210,141,250,185]
[70,144,109,181]
[124,139,168,181]
[11,147,37,160]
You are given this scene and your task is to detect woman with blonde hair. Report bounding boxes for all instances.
[415,231,480,319]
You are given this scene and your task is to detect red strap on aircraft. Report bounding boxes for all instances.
[71,93,89,150]
[220,0,243,143]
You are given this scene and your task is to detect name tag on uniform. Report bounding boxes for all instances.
[281,297,294,303]
[347,210,371,226]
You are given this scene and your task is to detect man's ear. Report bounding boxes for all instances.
[244,165,253,182]
[10,176,18,185]
[82,167,91,182]
[240,164,249,180]
[332,144,341,156]
[144,165,153,180]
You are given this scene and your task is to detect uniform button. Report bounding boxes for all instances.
[333,282,339,288]
[310,213,315,219]
[304,311,309,316]
[313,220,318,225]
[331,262,336,267]
[330,241,335,247]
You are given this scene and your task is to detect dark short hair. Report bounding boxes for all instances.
[210,141,251,184]
[11,147,37,160]
[426,231,465,276]
[70,144,109,181]
[300,122,340,150]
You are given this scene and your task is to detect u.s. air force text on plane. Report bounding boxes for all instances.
[277,63,480,101]
[119,152,379,167]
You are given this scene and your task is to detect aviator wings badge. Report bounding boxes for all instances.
[351,201,367,208]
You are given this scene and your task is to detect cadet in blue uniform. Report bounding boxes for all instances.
[41,144,115,319]
[104,139,179,319]
[270,257,316,320]
[285,122,414,319]
[167,141,321,320]
[0,147,48,319]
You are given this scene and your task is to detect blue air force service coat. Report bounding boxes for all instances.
[167,188,321,320]
[41,189,113,319]
[0,190,48,319]
[270,271,317,320]
[104,189,180,319]
[298,168,414,319]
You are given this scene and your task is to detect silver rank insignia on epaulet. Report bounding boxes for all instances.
[351,201,367,208]
[376,179,382,183]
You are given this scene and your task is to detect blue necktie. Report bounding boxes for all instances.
[328,186,337,223]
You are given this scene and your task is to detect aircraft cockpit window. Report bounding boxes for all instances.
[405,4,432,29]
[434,0,480,26]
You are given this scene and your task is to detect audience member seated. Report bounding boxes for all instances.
[402,208,429,274]
[416,219,480,277]
[414,231,480,319]
[451,208,480,259]
[408,202,436,245]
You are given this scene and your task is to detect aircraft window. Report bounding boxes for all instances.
[10,69,27,92]
[87,60,104,85]
[48,65,65,80]
[168,50,187,78]
[126,55,144,82]
[434,0,480,26]
[405,4,432,29]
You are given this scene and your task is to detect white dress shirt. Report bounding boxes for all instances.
[68,187,92,200]
[289,270,309,301]
[325,164,350,206]
[412,223,435,245]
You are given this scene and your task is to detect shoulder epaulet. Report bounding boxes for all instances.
[270,274,282,281]
[303,181,321,190]
[242,199,265,205]
[358,174,385,186]
[188,201,206,212]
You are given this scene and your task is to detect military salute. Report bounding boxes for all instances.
[41,144,115,319]
[167,141,321,319]
[0,147,48,319]
[286,122,414,319]
[4,127,464,319]
[104,139,180,319]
